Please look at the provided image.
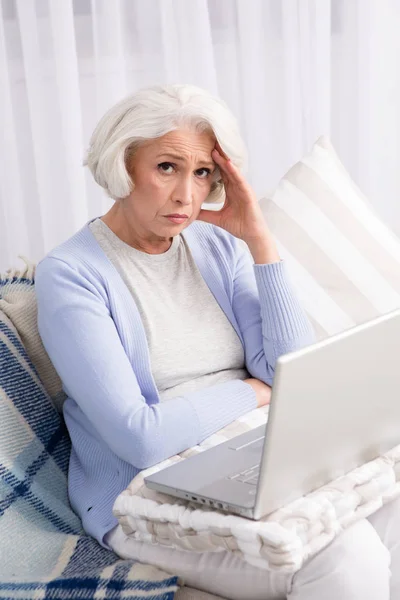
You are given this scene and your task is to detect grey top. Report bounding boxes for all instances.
[89,218,249,402]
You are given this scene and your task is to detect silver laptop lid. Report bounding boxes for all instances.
[254,309,400,519]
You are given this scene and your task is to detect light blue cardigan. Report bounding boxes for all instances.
[35,218,315,549]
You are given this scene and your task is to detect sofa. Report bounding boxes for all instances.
[1,135,400,599]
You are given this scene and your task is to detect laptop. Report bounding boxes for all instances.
[145,308,400,520]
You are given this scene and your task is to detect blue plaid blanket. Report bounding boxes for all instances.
[0,270,179,599]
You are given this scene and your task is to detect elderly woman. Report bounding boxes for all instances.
[35,84,400,600]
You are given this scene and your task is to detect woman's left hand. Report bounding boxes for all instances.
[196,142,268,244]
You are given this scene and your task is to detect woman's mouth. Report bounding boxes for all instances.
[165,215,189,224]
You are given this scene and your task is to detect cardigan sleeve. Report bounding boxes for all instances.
[231,241,316,386]
[35,257,257,469]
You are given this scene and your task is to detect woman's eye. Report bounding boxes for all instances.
[158,162,174,174]
[195,168,212,179]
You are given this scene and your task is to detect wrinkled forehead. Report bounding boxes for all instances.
[139,129,216,161]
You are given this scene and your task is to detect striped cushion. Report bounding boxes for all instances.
[259,135,400,340]
[0,258,66,412]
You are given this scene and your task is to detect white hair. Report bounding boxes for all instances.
[83,83,247,203]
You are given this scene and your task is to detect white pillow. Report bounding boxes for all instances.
[259,136,400,340]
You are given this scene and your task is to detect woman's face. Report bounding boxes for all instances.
[122,128,217,246]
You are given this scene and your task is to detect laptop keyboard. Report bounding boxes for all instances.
[228,463,260,486]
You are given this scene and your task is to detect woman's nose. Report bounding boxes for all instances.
[172,176,193,205]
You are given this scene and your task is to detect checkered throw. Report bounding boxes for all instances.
[0,262,179,600]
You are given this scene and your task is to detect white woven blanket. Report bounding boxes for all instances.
[113,406,400,573]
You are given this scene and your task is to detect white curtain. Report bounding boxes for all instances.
[1,0,400,272]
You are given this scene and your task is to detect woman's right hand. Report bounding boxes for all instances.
[244,378,272,408]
